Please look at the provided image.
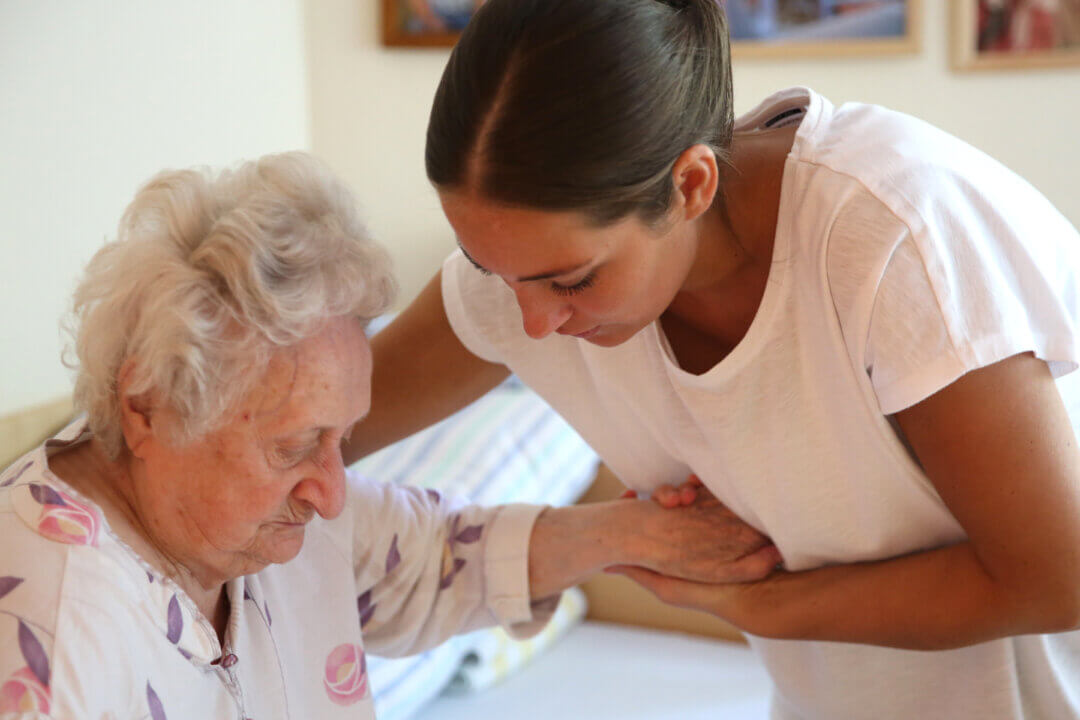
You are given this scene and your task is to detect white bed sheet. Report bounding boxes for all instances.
[422,621,772,719]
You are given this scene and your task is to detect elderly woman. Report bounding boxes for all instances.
[0,152,777,719]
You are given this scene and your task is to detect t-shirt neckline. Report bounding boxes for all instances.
[654,87,822,387]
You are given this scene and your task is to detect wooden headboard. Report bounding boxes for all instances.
[0,396,74,469]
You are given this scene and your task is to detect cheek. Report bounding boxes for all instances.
[188,449,287,521]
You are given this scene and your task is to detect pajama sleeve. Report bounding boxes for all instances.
[345,470,557,658]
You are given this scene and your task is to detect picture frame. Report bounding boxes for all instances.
[952,0,1080,71]
[728,0,921,59]
[381,0,480,47]
[381,0,922,57]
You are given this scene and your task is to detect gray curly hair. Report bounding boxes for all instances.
[67,152,397,458]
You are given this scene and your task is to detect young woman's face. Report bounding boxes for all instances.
[439,192,697,347]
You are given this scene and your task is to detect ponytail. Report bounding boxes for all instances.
[426,0,735,225]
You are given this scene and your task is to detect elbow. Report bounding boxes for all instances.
[1014,578,1080,635]
[1043,593,1080,634]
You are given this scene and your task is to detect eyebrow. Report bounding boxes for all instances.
[283,410,369,443]
[457,243,590,282]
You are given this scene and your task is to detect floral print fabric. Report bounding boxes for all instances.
[0,420,549,720]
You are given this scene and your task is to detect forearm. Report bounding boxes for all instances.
[736,542,1076,650]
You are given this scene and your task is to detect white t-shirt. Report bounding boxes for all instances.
[0,419,547,719]
[442,87,1080,719]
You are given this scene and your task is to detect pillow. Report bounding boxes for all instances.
[447,587,588,695]
[351,377,600,720]
[369,641,470,720]
[353,381,599,506]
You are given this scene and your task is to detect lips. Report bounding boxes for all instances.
[560,326,599,340]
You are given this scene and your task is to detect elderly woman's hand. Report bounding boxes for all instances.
[618,481,781,585]
[527,486,781,600]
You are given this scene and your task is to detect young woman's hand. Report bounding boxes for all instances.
[622,474,705,508]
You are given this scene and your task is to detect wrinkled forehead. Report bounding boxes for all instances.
[250,317,372,426]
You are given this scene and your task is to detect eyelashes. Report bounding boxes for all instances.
[468,264,597,297]
[551,273,596,297]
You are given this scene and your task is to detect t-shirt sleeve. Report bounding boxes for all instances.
[865,173,1080,415]
[441,249,519,365]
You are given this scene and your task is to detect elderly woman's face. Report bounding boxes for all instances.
[130,316,371,584]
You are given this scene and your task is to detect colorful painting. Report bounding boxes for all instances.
[381,0,922,56]
[953,0,1080,70]
[725,0,919,56]
[382,0,485,46]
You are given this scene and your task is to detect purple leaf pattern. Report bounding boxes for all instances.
[146,681,167,720]
[28,483,66,507]
[385,535,401,574]
[455,524,483,544]
[426,488,441,503]
[18,621,49,687]
[439,558,467,590]
[166,595,183,644]
[438,515,484,591]
[0,576,24,601]
[0,461,32,488]
[357,591,376,629]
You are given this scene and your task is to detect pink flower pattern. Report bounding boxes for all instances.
[0,667,50,713]
[27,483,100,547]
[323,643,368,706]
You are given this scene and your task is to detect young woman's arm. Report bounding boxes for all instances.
[612,353,1080,650]
[343,270,510,465]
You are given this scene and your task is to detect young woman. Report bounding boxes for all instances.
[346,1,1080,717]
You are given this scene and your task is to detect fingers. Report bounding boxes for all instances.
[721,544,784,583]
[651,484,683,508]
[678,483,698,506]
[605,565,714,612]
[647,473,710,508]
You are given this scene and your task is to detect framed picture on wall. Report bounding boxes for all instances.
[952,0,1080,70]
[727,0,921,58]
[381,0,483,47]
[381,0,922,56]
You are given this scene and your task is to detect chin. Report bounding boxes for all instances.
[259,526,308,565]
[586,324,644,348]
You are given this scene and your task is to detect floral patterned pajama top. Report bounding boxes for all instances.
[0,420,551,719]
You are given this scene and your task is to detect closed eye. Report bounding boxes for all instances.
[551,272,596,297]
[276,445,314,466]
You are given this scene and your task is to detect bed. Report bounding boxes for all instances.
[424,620,771,720]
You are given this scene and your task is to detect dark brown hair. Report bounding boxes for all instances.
[426,0,734,225]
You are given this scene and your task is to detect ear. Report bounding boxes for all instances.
[669,144,720,223]
[116,361,159,459]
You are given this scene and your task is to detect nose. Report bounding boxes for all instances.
[514,286,572,339]
[292,449,347,520]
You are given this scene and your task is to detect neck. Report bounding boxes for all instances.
[664,128,794,342]
[48,439,228,635]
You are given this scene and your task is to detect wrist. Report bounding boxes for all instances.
[527,502,629,597]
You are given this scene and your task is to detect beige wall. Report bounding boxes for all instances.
[0,0,310,418]
[307,1,1080,308]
